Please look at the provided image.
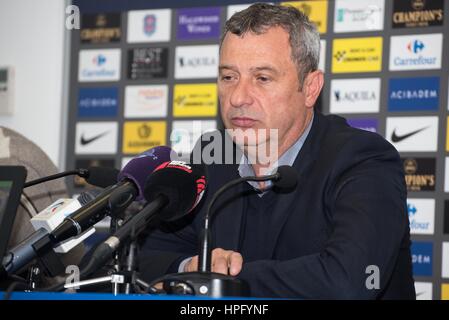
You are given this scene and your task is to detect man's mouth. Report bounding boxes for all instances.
[230,117,257,128]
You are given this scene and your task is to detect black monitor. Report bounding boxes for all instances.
[0,166,27,266]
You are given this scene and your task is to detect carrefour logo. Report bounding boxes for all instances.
[92,54,107,66]
[389,34,442,71]
[408,203,417,216]
[407,199,434,235]
[408,203,430,232]
[78,49,121,82]
[407,40,425,54]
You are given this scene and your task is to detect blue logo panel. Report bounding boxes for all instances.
[411,242,433,276]
[388,77,439,111]
[78,87,119,117]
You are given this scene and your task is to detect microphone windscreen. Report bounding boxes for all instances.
[144,161,207,222]
[118,146,175,200]
[85,166,119,188]
[274,165,298,190]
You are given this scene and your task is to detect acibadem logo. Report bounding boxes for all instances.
[332,37,383,73]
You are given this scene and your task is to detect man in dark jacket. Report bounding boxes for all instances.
[139,3,415,299]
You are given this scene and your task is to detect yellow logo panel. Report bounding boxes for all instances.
[447,117,449,152]
[173,84,217,118]
[122,121,167,154]
[442,284,449,300]
[281,1,328,34]
[332,37,383,73]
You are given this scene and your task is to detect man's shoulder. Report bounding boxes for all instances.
[313,113,402,178]
[318,113,393,153]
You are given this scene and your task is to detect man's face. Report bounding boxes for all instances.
[218,26,312,150]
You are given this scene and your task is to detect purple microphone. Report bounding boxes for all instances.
[118,146,175,200]
[50,146,175,244]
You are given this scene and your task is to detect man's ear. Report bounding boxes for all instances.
[303,70,324,109]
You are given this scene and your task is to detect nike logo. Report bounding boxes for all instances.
[416,291,427,298]
[80,131,109,145]
[391,126,429,143]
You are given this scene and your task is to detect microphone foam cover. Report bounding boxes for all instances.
[85,166,119,188]
[274,165,298,190]
[118,146,174,200]
[144,161,207,222]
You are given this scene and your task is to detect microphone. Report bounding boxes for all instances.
[3,146,173,280]
[79,160,207,278]
[1,190,99,277]
[199,165,297,272]
[83,166,120,188]
[143,160,207,221]
[31,190,102,253]
[24,166,120,188]
[49,146,173,245]
[118,146,175,200]
[156,165,297,297]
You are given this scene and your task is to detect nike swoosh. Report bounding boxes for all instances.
[416,291,426,297]
[80,131,109,145]
[391,126,429,143]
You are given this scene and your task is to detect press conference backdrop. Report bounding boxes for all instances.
[64,0,449,299]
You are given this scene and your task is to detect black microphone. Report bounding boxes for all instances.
[1,190,99,278]
[23,166,120,188]
[83,166,120,188]
[79,160,207,279]
[199,165,297,272]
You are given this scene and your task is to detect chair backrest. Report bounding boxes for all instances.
[0,126,84,269]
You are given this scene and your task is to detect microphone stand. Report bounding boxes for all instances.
[65,197,166,295]
[23,169,88,188]
[60,188,137,294]
[158,173,281,298]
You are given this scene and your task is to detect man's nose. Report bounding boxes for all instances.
[229,78,254,108]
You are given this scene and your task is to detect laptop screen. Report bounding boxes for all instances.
[0,181,14,215]
[0,166,26,265]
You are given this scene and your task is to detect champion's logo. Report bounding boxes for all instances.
[412,0,425,11]
[407,40,425,53]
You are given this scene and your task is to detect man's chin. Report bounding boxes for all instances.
[232,137,269,149]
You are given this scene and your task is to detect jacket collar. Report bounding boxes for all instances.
[212,110,330,254]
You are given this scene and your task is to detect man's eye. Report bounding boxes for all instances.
[257,76,270,83]
[220,75,234,81]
